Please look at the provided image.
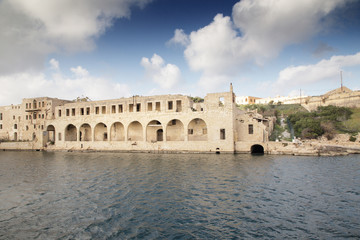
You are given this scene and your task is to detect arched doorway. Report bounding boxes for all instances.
[46,125,55,143]
[79,123,92,141]
[128,121,143,141]
[188,118,207,141]
[251,144,264,154]
[157,129,163,141]
[65,124,77,141]
[166,119,184,141]
[14,132,17,141]
[146,120,163,142]
[94,123,107,141]
[110,122,125,141]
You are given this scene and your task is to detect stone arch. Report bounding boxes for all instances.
[166,119,184,141]
[94,123,107,141]
[65,124,77,141]
[188,118,207,141]
[146,120,163,142]
[128,121,143,141]
[110,122,125,141]
[251,144,264,154]
[46,125,55,143]
[80,123,92,141]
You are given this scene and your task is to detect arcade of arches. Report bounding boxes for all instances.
[57,119,210,142]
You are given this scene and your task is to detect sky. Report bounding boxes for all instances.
[0,0,360,105]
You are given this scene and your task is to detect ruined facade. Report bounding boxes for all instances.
[0,86,272,153]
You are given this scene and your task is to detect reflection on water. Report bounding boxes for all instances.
[0,151,359,239]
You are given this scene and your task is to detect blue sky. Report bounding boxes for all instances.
[0,0,359,105]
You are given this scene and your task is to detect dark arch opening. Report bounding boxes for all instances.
[251,144,264,154]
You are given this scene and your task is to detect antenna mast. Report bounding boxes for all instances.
[340,70,343,91]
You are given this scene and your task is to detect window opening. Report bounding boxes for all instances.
[155,102,161,111]
[248,124,254,134]
[147,102,152,111]
[220,129,226,140]
[136,103,141,112]
[168,101,173,110]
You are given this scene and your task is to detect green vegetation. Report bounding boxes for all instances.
[190,97,204,103]
[238,103,360,140]
[288,105,357,139]
[238,103,307,116]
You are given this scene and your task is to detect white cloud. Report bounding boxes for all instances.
[170,0,350,92]
[49,59,59,71]
[141,54,181,89]
[167,29,189,46]
[275,52,360,90]
[0,59,131,105]
[0,0,152,74]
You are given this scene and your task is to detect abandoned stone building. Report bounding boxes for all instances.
[0,85,272,153]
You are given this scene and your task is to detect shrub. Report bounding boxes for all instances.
[349,135,357,142]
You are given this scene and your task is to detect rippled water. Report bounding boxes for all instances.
[0,151,359,239]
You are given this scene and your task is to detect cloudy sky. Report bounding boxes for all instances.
[0,0,360,105]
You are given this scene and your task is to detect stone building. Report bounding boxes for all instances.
[0,85,272,153]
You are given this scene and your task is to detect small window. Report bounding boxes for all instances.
[168,101,173,110]
[66,109,70,116]
[220,129,225,140]
[176,100,182,112]
[172,120,176,125]
[72,108,75,116]
[14,124,17,129]
[80,108,84,115]
[42,114,44,119]
[155,102,161,111]
[129,104,134,112]
[26,115,28,120]
[33,113,36,119]
[29,103,31,108]
[26,126,29,131]
[118,104,123,113]
[0,113,2,120]
[219,97,224,107]
[58,133,62,141]
[188,129,193,135]
[95,106,100,114]
[0,124,2,129]
[29,115,32,120]
[38,114,41,118]
[147,102,152,111]
[101,106,106,114]
[42,102,45,107]
[58,110,62,117]
[26,103,28,109]
[203,128,207,134]
[13,115,15,120]
[111,105,116,113]
[34,124,36,129]
[86,107,90,115]
[248,124,253,135]
[41,125,44,130]
[136,103,141,112]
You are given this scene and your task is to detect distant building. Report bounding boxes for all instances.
[236,96,261,105]
[255,95,307,105]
